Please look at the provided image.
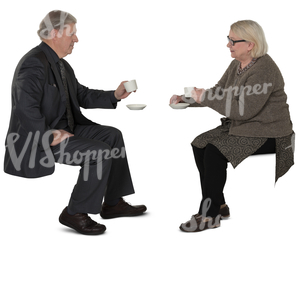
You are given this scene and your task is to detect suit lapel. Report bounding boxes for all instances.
[65,69,78,108]
[38,42,83,126]
[38,43,66,104]
[50,63,66,103]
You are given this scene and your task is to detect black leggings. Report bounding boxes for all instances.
[192,138,276,217]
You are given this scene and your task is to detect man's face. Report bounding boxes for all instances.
[55,23,78,58]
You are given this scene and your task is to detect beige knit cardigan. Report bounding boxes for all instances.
[191,54,293,138]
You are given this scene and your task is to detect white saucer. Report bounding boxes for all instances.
[169,103,189,109]
[126,104,147,110]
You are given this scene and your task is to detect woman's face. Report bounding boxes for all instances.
[227,30,253,62]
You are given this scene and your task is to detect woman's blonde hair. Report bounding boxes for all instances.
[230,20,268,58]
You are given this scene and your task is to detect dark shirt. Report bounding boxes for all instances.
[42,42,72,132]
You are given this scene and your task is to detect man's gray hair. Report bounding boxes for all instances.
[37,10,77,40]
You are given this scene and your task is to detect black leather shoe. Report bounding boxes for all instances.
[59,207,106,235]
[100,198,147,219]
[219,204,230,219]
[179,214,221,232]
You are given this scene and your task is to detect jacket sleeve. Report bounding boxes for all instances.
[76,80,119,109]
[62,60,120,109]
[189,61,232,108]
[200,66,276,121]
[13,56,54,146]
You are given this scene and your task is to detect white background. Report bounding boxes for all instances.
[1,0,299,299]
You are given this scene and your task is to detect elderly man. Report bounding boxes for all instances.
[4,10,146,235]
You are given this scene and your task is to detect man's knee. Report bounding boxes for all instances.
[87,142,112,164]
[106,127,124,148]
[109,127,123,140]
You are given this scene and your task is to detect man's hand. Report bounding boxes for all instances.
[114,81,136,100]
[50,129,74,146]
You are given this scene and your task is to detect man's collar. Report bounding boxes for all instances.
[39,41,60,64]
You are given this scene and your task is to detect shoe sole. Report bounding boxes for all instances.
[59,217,106,235]
[220,214,230,220]
[100,211,146,219]
[179,223,220,233]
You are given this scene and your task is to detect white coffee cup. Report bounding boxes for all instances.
[124,80,138,93]
[184,87,195,98]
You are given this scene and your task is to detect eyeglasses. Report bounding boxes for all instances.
[227,36,246,46]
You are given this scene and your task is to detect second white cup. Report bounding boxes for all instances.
[184,87,195,98]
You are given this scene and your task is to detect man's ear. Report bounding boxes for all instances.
[49,29,56,40]
[50,29,62,40]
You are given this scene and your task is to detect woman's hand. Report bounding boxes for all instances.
[191,88,206,103]
[169,95,182,104]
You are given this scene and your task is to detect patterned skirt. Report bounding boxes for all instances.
[191,118,295,182]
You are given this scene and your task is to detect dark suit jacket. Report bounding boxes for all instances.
[4,42,119,178]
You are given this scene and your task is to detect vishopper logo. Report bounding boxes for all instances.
[39,11,73,40]
[285,132,296,153]
[6,130,55,170]
[189,82,273,117]
[54,137,126,181]
[6,130,126,181]
[207,83,272,117]
[180,198,221,232]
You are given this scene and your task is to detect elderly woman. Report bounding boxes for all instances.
[170,20,294,233]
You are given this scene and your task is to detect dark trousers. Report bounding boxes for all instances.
[192,138,276,217]
[51,124,135,214]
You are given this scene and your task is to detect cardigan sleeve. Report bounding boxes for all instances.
[189,61,233,107]
[198,58,278,121]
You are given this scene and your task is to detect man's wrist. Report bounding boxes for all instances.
[112,91,120,102]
